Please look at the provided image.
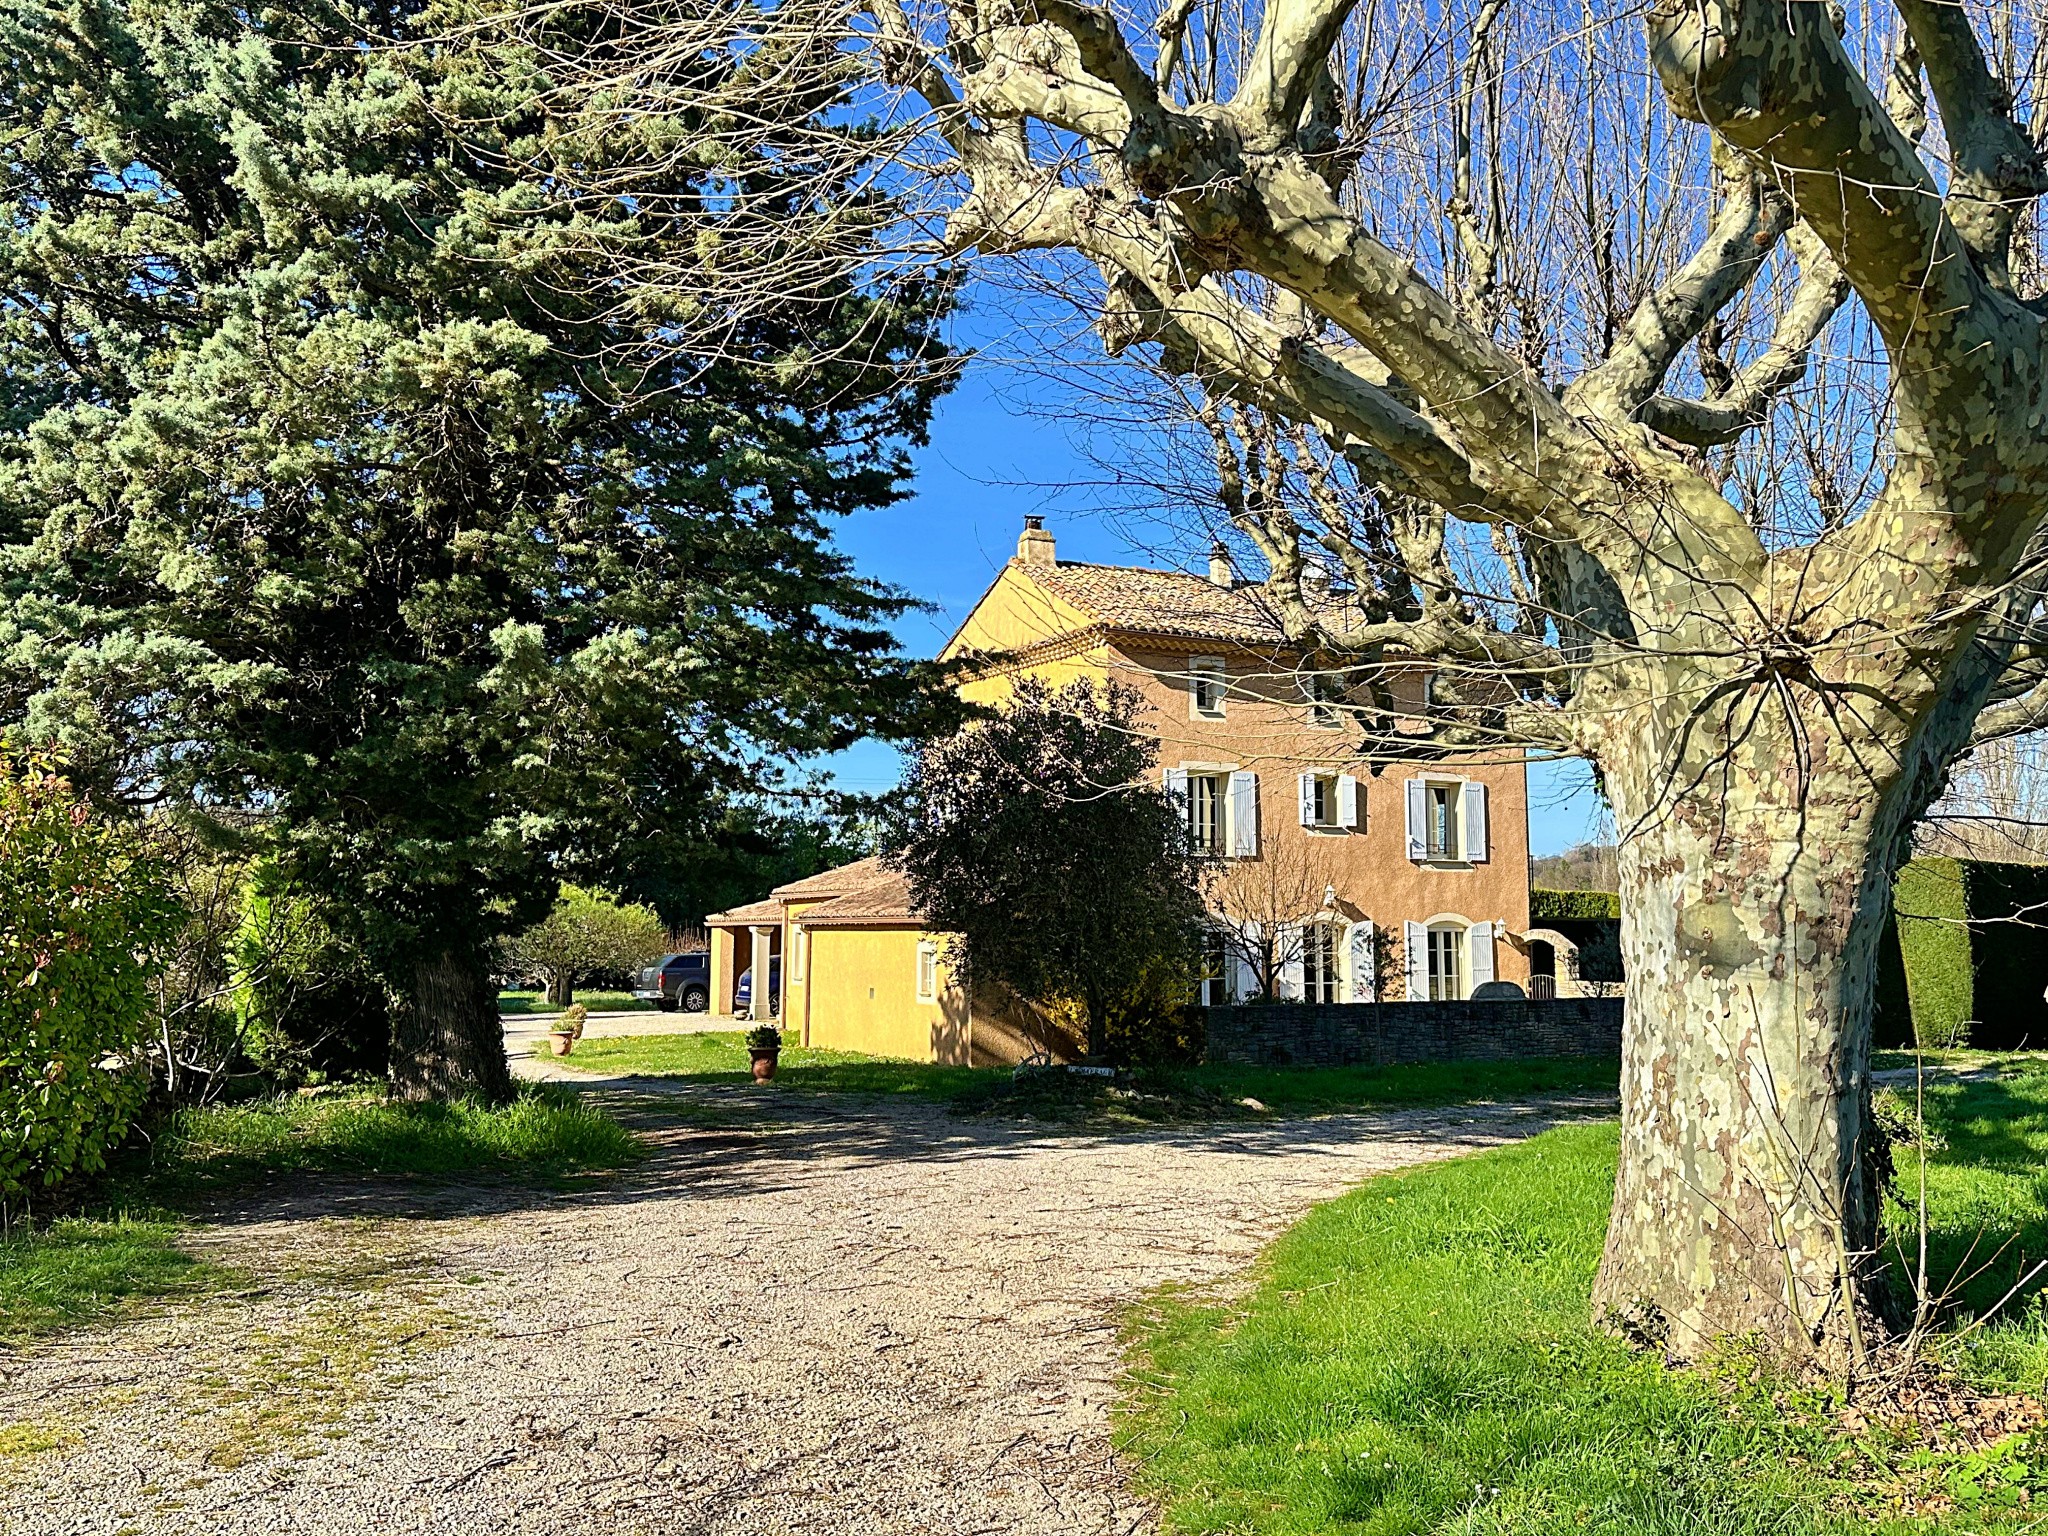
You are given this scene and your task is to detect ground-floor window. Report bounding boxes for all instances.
[1196,928,1230,1007]
[1427,923,1466,1001]
[1303,922,1340,1003]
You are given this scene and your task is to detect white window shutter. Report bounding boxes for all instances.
[1344,919,1375,1002]
[1338,774,1361,830]
[1463,782,1490,862]
[1163,766,1188,801]
[1275,923,1304,1000]
[1297,771,1317,827]
[1229,771,1259,857]
[1468,922,1495,992]
[1404,921,1428,1000]
[1232,921,1261,1001]
[1404,779,1428,860]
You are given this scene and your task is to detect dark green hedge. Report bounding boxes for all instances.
[1530,888,1622,922]
[1870,857,2048,1050]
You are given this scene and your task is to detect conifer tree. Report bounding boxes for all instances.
[0,0,953,1099]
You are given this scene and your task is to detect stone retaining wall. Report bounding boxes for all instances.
[1200,997,1625,1067]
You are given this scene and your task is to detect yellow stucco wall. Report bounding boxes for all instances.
[801,925,971,1061]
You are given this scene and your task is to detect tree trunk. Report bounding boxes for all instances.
[388,946,514,1103]
[547,971,573,1008]
[1592,756,1900,1366]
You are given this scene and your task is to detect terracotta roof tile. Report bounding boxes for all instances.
[798,863,926,927]
[705,897,785,926]
[771,856,885,900]
[1018,560,1357,647]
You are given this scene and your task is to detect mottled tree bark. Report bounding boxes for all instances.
[389,946,514,1104]
[854,0,2048,1363]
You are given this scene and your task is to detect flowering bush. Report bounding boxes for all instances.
[0,750,178,1210]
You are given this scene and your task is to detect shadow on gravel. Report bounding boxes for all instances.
[194,1080,1614,1232]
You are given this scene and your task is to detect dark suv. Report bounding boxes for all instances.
[635,952,711,1012]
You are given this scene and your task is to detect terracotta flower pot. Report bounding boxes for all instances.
[750,1048,779,1082]
[549,1030,575,1057]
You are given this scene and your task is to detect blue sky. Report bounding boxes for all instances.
[819,310,1609,858]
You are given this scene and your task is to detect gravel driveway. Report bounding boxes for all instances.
[3,1083,1600,1536]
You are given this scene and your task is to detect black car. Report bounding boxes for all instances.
[635,952,711,1012]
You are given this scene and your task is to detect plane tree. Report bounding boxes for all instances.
[833,0,2048,1364]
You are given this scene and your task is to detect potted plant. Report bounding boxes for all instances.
[745,1023,781,1082]
[548,1002,589,1057]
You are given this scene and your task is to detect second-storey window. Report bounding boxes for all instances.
[916,940,938,1003]
[1187,770,1228,853]
[1428,783,1460,859]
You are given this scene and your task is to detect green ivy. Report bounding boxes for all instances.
[0,750,179,1209]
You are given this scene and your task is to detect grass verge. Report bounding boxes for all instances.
[1120,1064,2048,1535]
[551,1031,1618,1123]
[498,989,654,1015]
[1,1084,640,1345]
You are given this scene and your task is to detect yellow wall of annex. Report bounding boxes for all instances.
[800,926,970,1062]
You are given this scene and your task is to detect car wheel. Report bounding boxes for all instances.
[681,984,709,1013]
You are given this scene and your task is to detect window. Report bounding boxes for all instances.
[1427,924,1466,1001]
[1196,929,1230,1007]
[1189,656,1227,719]
[1299,771,1361,831]
[1428,783,1460,860]
[1311,775,1334,826]
[792,927,808,984]
[1405,778,1487,863]
[1302,923,1340,1004]
[1305,674,1344,729]
[1187,770,1228,853]
[916,940,938,1003]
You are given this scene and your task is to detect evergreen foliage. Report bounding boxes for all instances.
[889,679,1207,1061]
[0,0,954,1097]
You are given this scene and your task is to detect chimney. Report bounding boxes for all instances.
[1207,541,1234,588]
[1301,559,1332,598]
[1018,514,1056,570]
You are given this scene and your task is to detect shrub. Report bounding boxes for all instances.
[555,1003,589,1040]
[1530,887,1622,921]
[745,1024,782,1051]
[0,749,179,1210]
[1894,858,1973,1049]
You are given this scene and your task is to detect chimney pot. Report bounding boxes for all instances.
[1018,515,1056,569]
[1208,542,1233,588]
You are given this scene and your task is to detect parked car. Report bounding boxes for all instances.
[635,952,711,1012]
[734,957,782,1017]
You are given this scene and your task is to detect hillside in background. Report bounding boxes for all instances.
[1531,843,1619,892]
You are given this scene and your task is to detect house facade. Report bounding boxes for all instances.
[709,518,1537,1062]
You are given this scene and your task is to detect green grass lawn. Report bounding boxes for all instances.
[498,989,656,1015]
[1118,1065,2048,1535]
[1,1084,641,1345]
[550,1030,1620,1122]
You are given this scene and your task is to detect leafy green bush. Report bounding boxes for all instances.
[0,750,179,1210]
[1529,887,1622,921]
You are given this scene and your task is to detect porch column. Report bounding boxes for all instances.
[749,925,773,1020]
